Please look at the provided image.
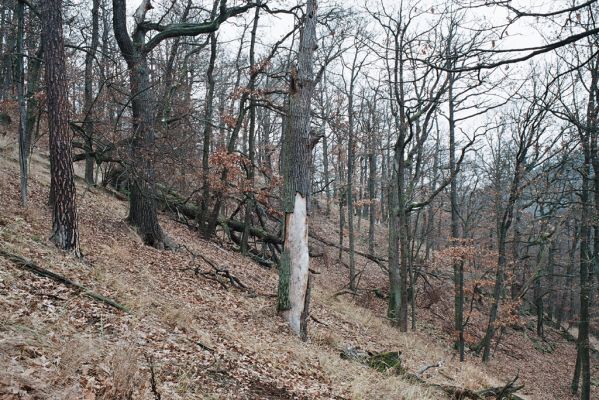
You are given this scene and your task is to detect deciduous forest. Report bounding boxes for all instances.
[0,0,598,399]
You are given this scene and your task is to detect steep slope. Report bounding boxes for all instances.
[0,138,591,399]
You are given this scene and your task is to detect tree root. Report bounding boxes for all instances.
[0,249,129,312]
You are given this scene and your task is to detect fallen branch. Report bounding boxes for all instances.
[0,249,129,313]
[179,244,247,290]
[416,361,443,378]
[310,314,329,326]
[309,233,388,271]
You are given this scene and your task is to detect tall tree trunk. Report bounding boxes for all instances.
[572,151,591,399]
[322,125,331,215]
[16,0,28,205]
[41,0,80,255]
[347,82,356,292]
[83,0,100,185]
[277,0,317,339]
[0,3,15,100]
[112,0,165,248]
[368,136,376,256]
[387,169,400,321]
[557,220,578,327]
[25,42,43,152]
[126,57,166,248]
[198,2,219,234]
[448,64,464,361]
[571,57,598,400]
[241,4,260,255]
[481,227,508,362]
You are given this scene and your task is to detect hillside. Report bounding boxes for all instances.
[0,138,596,399]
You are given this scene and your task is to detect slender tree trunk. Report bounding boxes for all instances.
[347,84,356,291]
[387,169,400,321]
[25,42,43,152]
[481,228,508,362]
[546,240,556,321]
[241,4,260,255]
[199,27,217,233]
[16,0,28,205]
[83,0,100,185]
[572,155,591,399]
[41,0,80,255]
[448,66,464,361]
[558,220,578,326]
[322,125,331,215]
[368,140,376,256]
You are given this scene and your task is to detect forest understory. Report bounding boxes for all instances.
[1,137,597,399]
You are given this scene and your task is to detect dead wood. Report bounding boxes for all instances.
[309,232,388,271]
[144,353,162,400]
[0,249,129,312]
[339,344,524,400]
[179,244,247,290]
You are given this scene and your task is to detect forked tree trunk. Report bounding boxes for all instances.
[277,0,317,339]
[112,0,166,248]
[41,0,80,255]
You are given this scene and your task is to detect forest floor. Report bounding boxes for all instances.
[0,138,597,399]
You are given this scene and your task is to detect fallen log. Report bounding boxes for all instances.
[0,249,129,313]
[221,218,282,245]
[339,345,525,400]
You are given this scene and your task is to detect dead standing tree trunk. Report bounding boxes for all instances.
[277,0,318,339]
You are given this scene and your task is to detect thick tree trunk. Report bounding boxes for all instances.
[126,58,166,248]
[112,0,165,248]
[277,0,317,339]
[571,59,598,400]
[41,0,80,255]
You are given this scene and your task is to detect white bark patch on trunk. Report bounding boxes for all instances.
[283,192,310,334]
